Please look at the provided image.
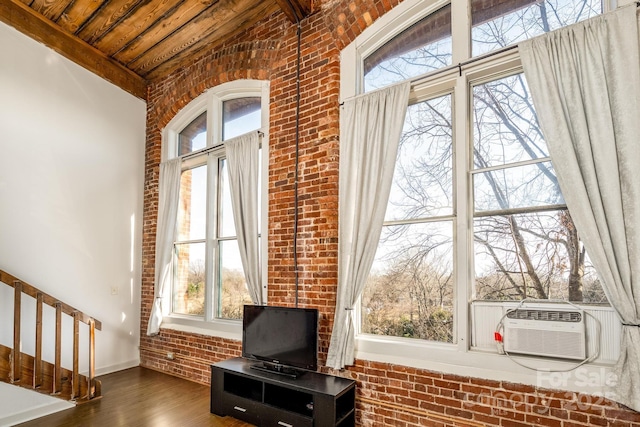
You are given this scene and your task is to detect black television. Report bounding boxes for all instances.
[242,305,318,377]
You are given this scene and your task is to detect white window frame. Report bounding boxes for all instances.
[160,80,269,340]
[342,0,617,395]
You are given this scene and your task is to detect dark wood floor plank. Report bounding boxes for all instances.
[15,367,254,427]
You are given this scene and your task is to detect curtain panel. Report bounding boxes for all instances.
[520,4,640,411]
[224,132,263,305]
[147,158,181,335]
[326,81,411,369]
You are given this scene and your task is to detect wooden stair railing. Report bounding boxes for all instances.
[0,269,102,403]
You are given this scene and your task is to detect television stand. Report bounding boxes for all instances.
[211,357,355,427]
[250,361,303,378]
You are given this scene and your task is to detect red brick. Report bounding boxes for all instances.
[589,415,609,426]
[525,414,562,427]
[604,407,640,423]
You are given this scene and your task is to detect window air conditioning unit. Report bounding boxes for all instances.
[503,307,586,360]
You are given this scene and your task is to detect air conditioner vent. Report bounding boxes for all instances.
[506,309,582,323]
[503,307,586,360]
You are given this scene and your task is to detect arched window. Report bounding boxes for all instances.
[340,0,614,390]
[161,80,269,336]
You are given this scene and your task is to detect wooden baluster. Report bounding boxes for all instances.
[72,311,80,400]
[88,318,96,399]
[12,281,22,384]
[34,292,43,388]
[52,302,62,395]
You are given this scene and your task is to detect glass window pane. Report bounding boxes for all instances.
[217,239,253,319]
[474,211,604,302]
[173,242,206,316]
[386,94,453,221]
[177,165,207,241]
[223,97,261,140]
[474,161,564,212]
[472,0,601,56]
[218,158,236,237]
[178,112,207,155]
[362,221,454,343]
[473,73,548,168]
[363,4,452,92]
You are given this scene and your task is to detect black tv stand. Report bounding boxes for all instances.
[250,361,303,378]
[211,357,355,427]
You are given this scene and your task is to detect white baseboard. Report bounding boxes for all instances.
[77,358,140,377]
[94,358,140,376]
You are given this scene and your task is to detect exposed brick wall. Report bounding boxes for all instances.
[140,0,640,425]
[338,360,640,426]
[266,7,342,364]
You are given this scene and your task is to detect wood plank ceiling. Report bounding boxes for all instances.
[0,0,311,99]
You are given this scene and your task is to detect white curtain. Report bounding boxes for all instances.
[224,132,263,305]
[520,5,640,411]
[147,158,182,335]
[326,82,410,369]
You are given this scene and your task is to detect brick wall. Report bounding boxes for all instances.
[140,0,640,425]
[346,359,640,426]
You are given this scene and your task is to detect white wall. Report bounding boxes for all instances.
[0,21,145,375]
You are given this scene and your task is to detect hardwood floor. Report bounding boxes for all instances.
[15,367,254,427]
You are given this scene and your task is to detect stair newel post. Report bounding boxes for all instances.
[88,318,96,399]
[72,311,80,400]
[12,280,22,384]
[34,292,43,388]
[52,301,62,395]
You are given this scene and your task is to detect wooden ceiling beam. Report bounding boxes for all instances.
[274,0,311,23]
[0,0,147,99]
[145,0,280,80]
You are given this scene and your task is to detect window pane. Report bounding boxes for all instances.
[217,239,253,319]
[218,158,236,237]
[223,97,261,140]
[363,221,454,343]
[474,161,564,212]
[386,94,453,221]
[364,4,452,92]
[474,211,604,302]
[471,72,606,305]
[473,74,548,168]
[472,0,601,56]
[173,242,206,316]
[178,112,207,155]
[177,165,207,241]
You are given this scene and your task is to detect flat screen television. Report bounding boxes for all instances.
[242,305,318,376]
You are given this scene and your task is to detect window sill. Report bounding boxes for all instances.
[161,315,242,341]
[355,334,617,397]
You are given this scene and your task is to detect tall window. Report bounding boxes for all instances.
[350,0,606,346]
[165,81,268,326]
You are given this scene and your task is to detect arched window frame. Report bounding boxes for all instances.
[340,0,618,394]
[159,80,269,339]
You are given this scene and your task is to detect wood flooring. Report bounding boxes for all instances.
[15,367,254,427]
